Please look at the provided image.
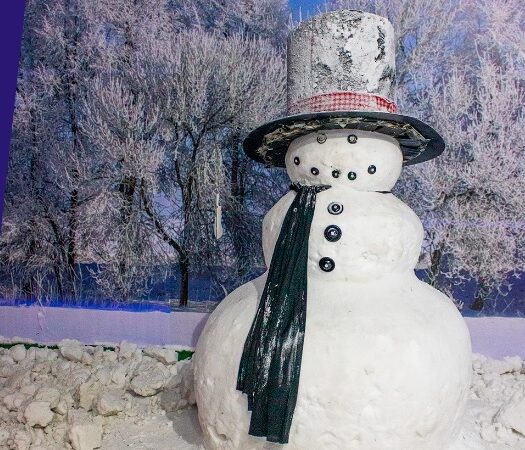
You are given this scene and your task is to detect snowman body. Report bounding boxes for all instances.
[193,130,472,450]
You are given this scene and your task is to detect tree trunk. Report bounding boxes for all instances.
[22,279,33,299]
[229,142,248,278]
[63,0,82,299]
[179,256,189,307]
[470,279,488,311]
[66,187,78,297]
[428,244,443,288]
[53,264,64,299]
[140,181,190,307]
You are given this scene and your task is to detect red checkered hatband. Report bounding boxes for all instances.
[288,91,398,115]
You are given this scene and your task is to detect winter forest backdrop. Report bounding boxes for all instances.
[1,0,525,314]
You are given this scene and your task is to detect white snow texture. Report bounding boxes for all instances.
[0,340,524,449]
[0,339,197,450]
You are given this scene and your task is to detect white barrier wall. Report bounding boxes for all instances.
[0,305,208,348]
[0,305,523,358]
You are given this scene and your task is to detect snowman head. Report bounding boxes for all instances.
[285,130,403,192]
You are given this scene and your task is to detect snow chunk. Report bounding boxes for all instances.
[3,392,29,411]
[24,401,54,427]
[35,387,60,409]
[13,430,32,450]
[117,341,137,360]
[69,422,102,450]
[129,358,170,397]
[143,346,178,365]
[496,393,525,436]
[9,344,27,362]
[59,339,84,362]
[95,389,126,416]
[78,378,102,411]
[160,359,195,412]
[0,355,15,377]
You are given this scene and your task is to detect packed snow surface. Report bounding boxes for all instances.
[0,339,524,449]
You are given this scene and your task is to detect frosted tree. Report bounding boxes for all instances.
[1,0,103,299]
[2,0,287,304]
[76,0,176,300]
[169,0,291,283]
[407,61,525,310]
[78,0,286,304]
[81,75,166,300]
[406,4,525,311]
[76,0,286,304]
[172,0,289,46]
[136,29,286,305]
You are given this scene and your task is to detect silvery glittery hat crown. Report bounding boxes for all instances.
[243,10,445,167]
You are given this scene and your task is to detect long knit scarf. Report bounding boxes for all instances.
[236,183,331,444]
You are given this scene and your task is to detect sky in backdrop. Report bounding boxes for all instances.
[290,0,326,19]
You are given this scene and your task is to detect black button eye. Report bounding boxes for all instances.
[347,134,358,144]
[311,167,319,176]
[324,225,341,242]
[332,170,340,178]
[368,165,376,174]
[328,202,343,215]
[348,171,357,181]
[319,257,335,272]
[294,157,300,165]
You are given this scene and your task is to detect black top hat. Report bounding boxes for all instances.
[243,10,445,167]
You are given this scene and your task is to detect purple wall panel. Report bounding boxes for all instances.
[0,2,26,229]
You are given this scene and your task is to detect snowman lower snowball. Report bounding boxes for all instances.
[193,10,472,450]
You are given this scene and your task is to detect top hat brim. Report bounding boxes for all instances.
[243,111,445,168]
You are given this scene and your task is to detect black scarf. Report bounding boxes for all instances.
[237,184,391,443]
[236,183,331,444]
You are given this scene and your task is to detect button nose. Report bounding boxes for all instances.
[324,225,341,242]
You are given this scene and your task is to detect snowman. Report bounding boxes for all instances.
[193,10,472,450]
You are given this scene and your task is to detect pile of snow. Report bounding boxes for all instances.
[0,340,524,449]
[0,340,197,449]
[455,354,525,449]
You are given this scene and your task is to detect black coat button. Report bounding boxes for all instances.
[319,257,335,272]
[328,202,343,215]
[324,225,341,242]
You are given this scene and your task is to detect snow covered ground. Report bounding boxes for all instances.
[0,340,524,449]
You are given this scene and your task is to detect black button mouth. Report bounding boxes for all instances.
[347,134,358,144]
